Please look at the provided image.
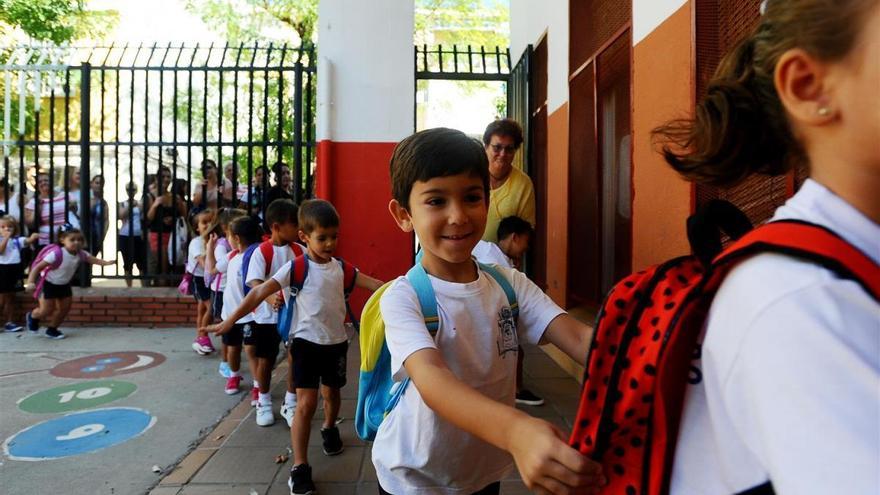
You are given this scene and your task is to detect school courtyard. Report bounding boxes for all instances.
[0,319,581,494]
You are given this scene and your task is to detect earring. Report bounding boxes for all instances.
[817,107,831,117]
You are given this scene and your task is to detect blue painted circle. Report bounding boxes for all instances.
[3,407,155,461]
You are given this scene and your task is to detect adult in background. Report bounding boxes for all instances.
[89,175,110,256]
[266,161,293,204]
[482,119,536,243]
[118,182,146,287]
[145,166,187,285]
[25,171,79,247]
[193,159,234,211]
[482,118,542,407]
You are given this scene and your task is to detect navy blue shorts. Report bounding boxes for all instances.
[192,276,212,302]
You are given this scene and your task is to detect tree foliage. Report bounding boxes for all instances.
[184,0,317,46]
[0,0,118,44]
[415,0,509,49]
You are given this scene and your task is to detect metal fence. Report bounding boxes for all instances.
[0,43,316,284]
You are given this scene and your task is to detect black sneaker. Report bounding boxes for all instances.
[320,425,344,456]
[515,389,544,406]
[288,463,316,495]
[45,328,66,340]
[26,312,39,333]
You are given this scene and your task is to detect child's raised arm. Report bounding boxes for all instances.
[203,278,281,335]
[354,272,384,292]
[205,233,218,275]
[404,349,605,494]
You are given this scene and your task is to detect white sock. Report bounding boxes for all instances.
[230,371,240,378]
[253,380,259,389]
[258,392,272,406]
[285,391,297,406]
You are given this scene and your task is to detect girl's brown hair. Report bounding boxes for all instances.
[207,207,247,238]
[196,209,217,243]
[652,0,876,187]
[0,215,20,236]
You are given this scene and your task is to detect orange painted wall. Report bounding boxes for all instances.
[631,2,694,271]
[544,102,569,306]
[315,140,414,313]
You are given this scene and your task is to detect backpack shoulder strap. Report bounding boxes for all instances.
[290,253,309,293]
[477,262,519,318]
[259,240,275,278]
[227,249,239,261]
[290,242,305,257]
[240,243,261,294]
[405,262,439,335]
[713,220,880,301]
[336,258,359,296]
[12,237,21,251]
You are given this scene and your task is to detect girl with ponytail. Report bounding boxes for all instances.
[654,1,880,493]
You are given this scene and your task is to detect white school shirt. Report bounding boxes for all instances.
[119,202,142,237]
[221,252,254,324]
[471,240,513,269]
[373,264,565,495]
[187,237,206,277]
[0,236,29,264]
[245,243,300,324]
[670,179,880,495]
[212,241,230,291]
[272,257,352,345]
[42,248,85,285]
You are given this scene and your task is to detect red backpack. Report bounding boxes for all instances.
[568,203,880,495]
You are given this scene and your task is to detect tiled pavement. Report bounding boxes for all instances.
[151,343,583,495]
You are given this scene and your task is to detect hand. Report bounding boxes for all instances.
[204,321,230,336]
[268,292,283,311]
[24,281,35,293]
[27,233,39,244]
[207,233,217,249]
[508,416,606,495]
[99,259,116,267]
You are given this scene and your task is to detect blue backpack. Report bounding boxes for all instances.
[355,261,518,441]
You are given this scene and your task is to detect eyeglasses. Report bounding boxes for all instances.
[489,144,517,154]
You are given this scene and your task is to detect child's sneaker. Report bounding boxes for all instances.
[26,312,39,332]
[191,336,214,355]
[45,328,66,340]
[288,464,316,495]
[280,402,296,428]
[250,387,259,406]
[515,389,545,406]
[218,361,232,378]
[255,402,274,426]
[4,322,22,332]
[224,375,242,395]
[320,425,344,456]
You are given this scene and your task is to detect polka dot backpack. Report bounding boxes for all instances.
[568,200,880,495]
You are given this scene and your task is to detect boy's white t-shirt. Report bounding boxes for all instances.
[271,257,353,345]
[187,237,205,277]
[0,236,29,264]
[212,241,230,291]
[372,264,565,495]
[471,240,513,269]
[43,248,85,285]
[670,179,880,495]
[245,243,300,324]
[221,252,254,324]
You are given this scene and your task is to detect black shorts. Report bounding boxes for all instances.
[222,322,245,347]
[242,322,281,359]
[0,263,23,293]
[211,290,223,319]
[289,338,348,389]
[42,280,72,299]
[192,276,212,301]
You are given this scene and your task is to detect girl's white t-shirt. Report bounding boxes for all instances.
[670,179,880,495]
[221,252,254,324]
[0,236,29,264]
[187,237,205,277]
[212,241,230,291]
[271,257,352,345]
[43,248,84,285]
[372,264,565,495]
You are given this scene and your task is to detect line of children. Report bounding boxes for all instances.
[189,209,217,355]
[0,216,39,332]
[25,225,114,339]
[205,207,247,377]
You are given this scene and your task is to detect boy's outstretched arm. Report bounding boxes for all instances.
[203,278,281,335]
[541,314,594,366]
[405,349,605,494]
[354,273,384,292]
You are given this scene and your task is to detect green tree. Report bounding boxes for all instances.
[184,0,317,46]
[415,0,509,48]
[0,0,118,44]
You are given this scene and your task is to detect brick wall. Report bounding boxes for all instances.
[13,287,198,328]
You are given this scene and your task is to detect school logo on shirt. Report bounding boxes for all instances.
[496,306,518,357]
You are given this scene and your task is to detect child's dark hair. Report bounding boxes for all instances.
[271,161,288,178]
[229,216,263,246]
[652,0,875,187]
[208,207,247,237]
[57,225,83,244]
[482,118,524,147]
[390,128,489,210]
[298,199,339,234]
[265,198,299,228]
[497,216,533,242]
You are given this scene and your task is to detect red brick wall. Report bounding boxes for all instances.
[13,288,197,328]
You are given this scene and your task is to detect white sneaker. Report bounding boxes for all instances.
[255,403,275,427]
[280,403,296,428]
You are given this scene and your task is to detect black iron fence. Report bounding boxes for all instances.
[0,43,316,284]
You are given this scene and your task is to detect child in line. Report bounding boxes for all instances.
[376,128,605,494]
[205,207,247,377]
[209,199,383,493]
[25,226,114,339]
[471,215,543,406]
[0,216,38,331]
[213,215,264,395]
[190,209,217,355]
[651,1,879,492]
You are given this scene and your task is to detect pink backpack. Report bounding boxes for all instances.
[30,244,88,299]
